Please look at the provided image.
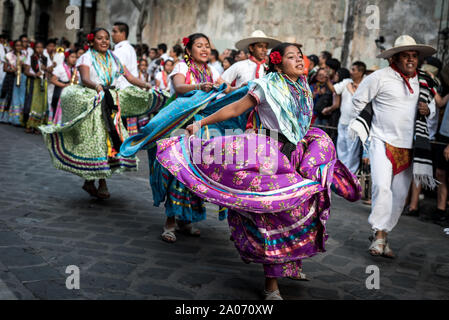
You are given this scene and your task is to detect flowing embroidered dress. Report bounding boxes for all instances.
[155,73,362,278]
[126,71,166,136]
[150,60,221,223]
[39,49,169,180]
[120,61,227,224]
[0,52,27,125]
[25,54,49,129]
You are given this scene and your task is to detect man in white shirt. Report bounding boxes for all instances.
[222,30,281,87]
[351,35,436,258]
[331,61,366,173]
[112,22,139,89]
[19,34,34,58]
[158,43,169,62]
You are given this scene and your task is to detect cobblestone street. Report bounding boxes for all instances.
[1,124,448,300]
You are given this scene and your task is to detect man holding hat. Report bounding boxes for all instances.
[350,35,437,258]
[221,30,281,87]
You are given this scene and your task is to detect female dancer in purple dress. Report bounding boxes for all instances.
[156,43,361,300]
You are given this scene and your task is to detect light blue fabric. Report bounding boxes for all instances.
[120,83,250,223]
[119,83,249,157]
[251,73,313,144]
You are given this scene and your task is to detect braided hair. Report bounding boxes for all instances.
[267,42,303,74]
[182,33,213,83]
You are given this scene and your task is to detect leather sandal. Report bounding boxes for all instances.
[161,227,177,243]
[288,272,309,281]
[368,237,386,256]
[176,222,200,237]
[96,184,110,199]
[264,289,283,300]
[382,241,395,259]
[82,182,98,197]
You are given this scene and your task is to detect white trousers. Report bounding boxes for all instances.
[368,137,412,233]
[337,123,361,174]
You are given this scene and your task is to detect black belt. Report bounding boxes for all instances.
[259,128,297,161]
[101,88,122,153]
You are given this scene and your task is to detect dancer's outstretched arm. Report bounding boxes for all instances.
[123,67,152,90]
[186,94,256,135]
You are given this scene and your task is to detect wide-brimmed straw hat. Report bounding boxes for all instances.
[377,35,436,59]
[235,30,281,51]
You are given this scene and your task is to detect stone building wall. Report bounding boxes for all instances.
[2,0,447,69]
[135,0,445,68]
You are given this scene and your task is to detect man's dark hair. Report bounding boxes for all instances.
[150,48,158,54]
[114,22,129,38]
[46,38,57,46]
[325,58,341,72]
[224,56,235,66]
[320,51,332,61]
[210,49,219,60]
[308,54,319,66]
[172,44,183,57]
[230,49,239,60]
[337,68,351,81]
[19,34,28,41]
[352,61,367,75]
[158,43,167,53]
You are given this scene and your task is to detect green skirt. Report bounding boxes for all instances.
[39,85,169,180]
[27,78,48,129]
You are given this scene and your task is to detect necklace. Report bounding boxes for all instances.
[281,73,313,118]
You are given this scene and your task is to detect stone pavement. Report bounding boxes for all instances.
[0,124,449,300]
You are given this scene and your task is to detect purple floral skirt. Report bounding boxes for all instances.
[156,128,361,278]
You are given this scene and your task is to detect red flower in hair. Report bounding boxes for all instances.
[64,51,71,58]
[87,33,95,42]
[182,37,190,47]
[30,41,35,49]
[160,60,165,67]
[270,51,282,65]
[84,45,90,51]
[9,41,14,47]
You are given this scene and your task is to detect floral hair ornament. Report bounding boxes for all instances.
[270,51,282,65]
[160,60,165,67]
[30,42,35,49]
[84,45,90,51]
[64,51,71,58]
[87,33,95,42]
[9,41,15,47]
[182,37,190,47]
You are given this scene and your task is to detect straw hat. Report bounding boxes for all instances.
[235,30,281,51]
[377,35,436,59]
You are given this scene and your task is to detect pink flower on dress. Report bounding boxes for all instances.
[250,176,262,188]
[261,200,272,207]
[210,169,222,182]
[195,184,208,193]
[235,171,249,180]
[286,173,298,183]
